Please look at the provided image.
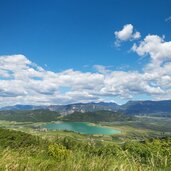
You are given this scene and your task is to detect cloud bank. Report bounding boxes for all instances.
[1,24,171,106]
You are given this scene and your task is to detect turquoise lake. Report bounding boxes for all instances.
[42,122,121,135]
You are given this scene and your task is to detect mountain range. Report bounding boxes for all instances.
[1,100,171,116]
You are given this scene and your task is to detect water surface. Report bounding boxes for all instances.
[42,122,120,135]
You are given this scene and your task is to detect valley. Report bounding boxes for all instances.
[0,113,170,143]
[0,114,171,170]
[0,101,171,170]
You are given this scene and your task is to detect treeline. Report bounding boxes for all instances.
[0,128,170,170]
[0,109,60,122]
[61,110,134,122]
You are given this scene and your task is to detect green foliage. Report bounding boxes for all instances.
[0,128,45,149]
[0,109,60,122]
[48,143,71,160]
[93,144,122,157]
[61,110,134,122]
[0,109,134,123]
[0,128,171,170]
[56,136,80,150]
[123,141,152,162]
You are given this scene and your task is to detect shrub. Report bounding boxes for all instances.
[123,141,151,163]
[0,128,42,149]
[48,143,71,160]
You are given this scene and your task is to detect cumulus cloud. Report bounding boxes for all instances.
[0,50,171,106]
[131,34,171,100]
[1,25,171,106]
[132,35,171,67]
[0,55,105,106]
[114,24,141,46]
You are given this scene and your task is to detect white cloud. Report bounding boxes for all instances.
[114,24,141,46]
[1,27,171,106]
[131,34,171,100]
[93,65,111,74]
[0,52,171,107]
[165,16,171,22]
[132,31,141,39]
[132,35,171,66]
[115,24,134,41]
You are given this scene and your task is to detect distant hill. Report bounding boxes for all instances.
[0,105,47,111]
[60,110,134,122]
[0,109,60,122]
[1,100,171,116]
[120,100,171,116]
[0,102,119,114]
[48,102,119,114]
[0,109,133,123]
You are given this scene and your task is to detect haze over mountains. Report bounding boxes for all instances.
[1,100,171,116]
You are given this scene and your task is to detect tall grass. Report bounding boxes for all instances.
[0,145,170,171]
[0,128,170,171]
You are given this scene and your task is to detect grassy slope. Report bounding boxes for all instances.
[0,128,171,171]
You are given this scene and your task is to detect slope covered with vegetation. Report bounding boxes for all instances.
[0,128,170,171]
[121,100,171,115]
[0,109,60,122]
[61,110,134,122]
[0,110,134,123]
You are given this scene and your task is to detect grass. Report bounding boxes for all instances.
[0,127,171,171]
[0,143,170,171]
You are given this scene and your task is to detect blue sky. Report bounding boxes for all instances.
[0,0,170,71]
[0,0,171,106]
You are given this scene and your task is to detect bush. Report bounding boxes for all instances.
[0,128,43,149]
[95,144,122,157]
[48,143,71,160]
[123,141,151,163]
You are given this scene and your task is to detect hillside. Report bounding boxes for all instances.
[0,109,60,122]
[0,109,134,123]
[1,100,171,116]
[0,128,170,170]
[0,102,119,114]
[0,104,46,111]
[121,100,171,115]
[60,110,134,122]
[48,102,119,114]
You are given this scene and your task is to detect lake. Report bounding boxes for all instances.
[42,122,121,135]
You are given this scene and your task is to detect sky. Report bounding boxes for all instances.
[0,0,171,106]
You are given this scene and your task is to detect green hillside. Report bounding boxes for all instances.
[0,128,170,170]
[0,109,60,122]
[61,110,134,122]
[0,110,133,123]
